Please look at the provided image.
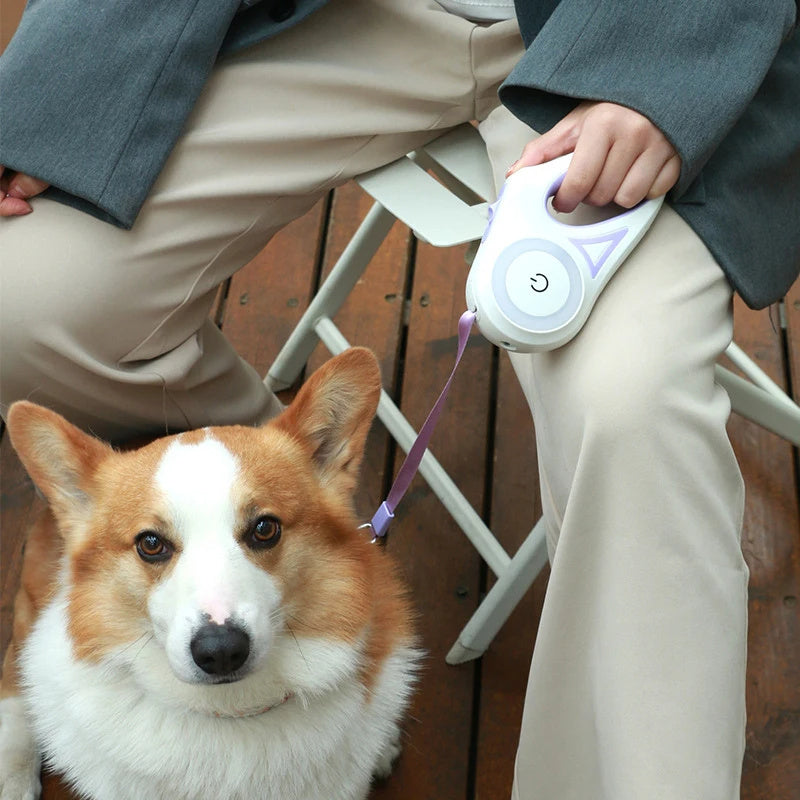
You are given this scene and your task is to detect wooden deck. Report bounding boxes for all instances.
[1,182,799,799]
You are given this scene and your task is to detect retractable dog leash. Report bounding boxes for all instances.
[467,152,663,351]
[365,154,663,542]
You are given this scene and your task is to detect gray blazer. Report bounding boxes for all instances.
[0,0,797,309]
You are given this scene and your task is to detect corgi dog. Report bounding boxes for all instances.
[0,348,418,800]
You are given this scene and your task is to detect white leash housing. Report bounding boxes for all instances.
[466,154,664,352]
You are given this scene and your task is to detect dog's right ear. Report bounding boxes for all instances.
[6,401,111,523]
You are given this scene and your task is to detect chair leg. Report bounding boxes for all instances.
[446,517,549,665]
[265,201,397,391]
[716,365,800,446]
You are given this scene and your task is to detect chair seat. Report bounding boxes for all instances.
[357,125,492,247]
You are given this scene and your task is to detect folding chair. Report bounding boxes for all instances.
[264,123,800,665]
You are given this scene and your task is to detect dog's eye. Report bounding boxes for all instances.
[246,515,282,550]
[135,531,173,563]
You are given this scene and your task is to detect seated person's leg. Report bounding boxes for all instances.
[481,106,747,800]
[0,175,315,441]
[0,0,521,441]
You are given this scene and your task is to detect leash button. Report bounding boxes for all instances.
[504,249,571,318]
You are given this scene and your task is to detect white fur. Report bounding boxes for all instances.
[2,435,419,799]
[0,697,41,800]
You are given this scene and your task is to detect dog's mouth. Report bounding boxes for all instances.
[201,671,247,686]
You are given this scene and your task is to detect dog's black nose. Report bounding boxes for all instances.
[190,621,250,676]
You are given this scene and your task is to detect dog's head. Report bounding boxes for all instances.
[8,349,398,714]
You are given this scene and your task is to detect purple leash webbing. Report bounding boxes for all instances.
[367,309,477,542]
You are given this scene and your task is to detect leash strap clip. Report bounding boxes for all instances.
[366,310,476,544]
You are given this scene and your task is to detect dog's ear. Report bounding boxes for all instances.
[7,401,111,524]
[273,348,381,497]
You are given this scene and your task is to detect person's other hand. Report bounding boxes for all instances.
[0,166,50,216]
[507,101,681,213]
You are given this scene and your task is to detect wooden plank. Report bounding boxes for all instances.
[0,0,26,51]
[474,354,545,800]
[302,184,442,799]
[294,181,482,797]
[370,239,493,799]
[731,298,800,799]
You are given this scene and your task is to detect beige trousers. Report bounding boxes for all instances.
[483,113,747,800]
[0,1,747,797]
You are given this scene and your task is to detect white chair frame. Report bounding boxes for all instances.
[265,123,800,665]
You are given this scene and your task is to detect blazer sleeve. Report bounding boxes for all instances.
[0,0,242,228]
[500,0,798,198]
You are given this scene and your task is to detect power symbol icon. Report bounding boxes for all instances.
[530,273,549,293]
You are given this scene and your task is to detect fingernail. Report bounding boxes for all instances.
[505,159,520,177]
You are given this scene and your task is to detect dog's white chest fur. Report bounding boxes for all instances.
[21,597,416,800]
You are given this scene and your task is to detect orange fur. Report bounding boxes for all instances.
[3,347,414,695]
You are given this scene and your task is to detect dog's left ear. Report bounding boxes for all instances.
[273,348,381,497]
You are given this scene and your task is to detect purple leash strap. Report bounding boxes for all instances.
[368,309,477,543]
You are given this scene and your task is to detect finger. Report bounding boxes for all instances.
[0,195,33,216]
[552,133,610,213]
[7,173,50,200]
[583,139,640,207]
[613,150,678,208]
[646,154,682,199]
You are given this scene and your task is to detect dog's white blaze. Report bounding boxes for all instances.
[150,435,282,681]
[154,434,239,530]
[156,436,239,621]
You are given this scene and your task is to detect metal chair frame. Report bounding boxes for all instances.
[264,123,800,664]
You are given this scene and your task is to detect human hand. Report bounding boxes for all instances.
[0,166,50,216]
[506,101,681,214]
